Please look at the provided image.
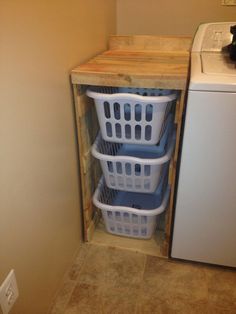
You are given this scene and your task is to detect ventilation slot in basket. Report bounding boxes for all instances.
[125,125,131,139]
[106,122,112,137]
[135,104,142,121]
[104,101,110,118]
[125,163,131,175]
[124,104,131,121]
[145,125,152,141]
[115,123,121,138]
[114,102,120,120]
[146,104,153,121]
[135,125,141,140]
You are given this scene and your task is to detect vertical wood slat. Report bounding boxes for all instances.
[73,85,101,241]
[161,90,186,256]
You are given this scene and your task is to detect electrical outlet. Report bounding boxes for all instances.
[0,270,19,314]
[222,0,236,5]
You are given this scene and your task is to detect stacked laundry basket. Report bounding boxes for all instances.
[87,86,177,239]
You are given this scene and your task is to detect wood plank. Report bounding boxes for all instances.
[92,220,167,258]
[78,59,188,75]
[73,85,101,241]
[109,35,192,52]
[71,52,189,89]
[71,35,191,90]
[89,50,189,64]
[162,91,186,256]
[71,72,187,90]
[86,210,101,242]
[76,85,94,118]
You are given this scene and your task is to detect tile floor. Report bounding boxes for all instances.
[50,243,236,314]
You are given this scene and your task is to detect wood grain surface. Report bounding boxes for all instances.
[71,36,192,89]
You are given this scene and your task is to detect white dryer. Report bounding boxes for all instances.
[171,22,236,267]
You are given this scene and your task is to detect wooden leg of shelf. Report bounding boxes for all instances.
[162,90,186,257]
[73,84,100,242]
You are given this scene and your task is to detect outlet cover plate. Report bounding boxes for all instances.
[0,270,19,314]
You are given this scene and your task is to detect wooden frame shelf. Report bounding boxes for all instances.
[72,35,191,257]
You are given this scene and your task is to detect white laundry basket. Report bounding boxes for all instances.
[93,167,170,239]
[92,114,175,193]
[87,86,177,145]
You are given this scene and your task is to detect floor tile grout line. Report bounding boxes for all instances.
[203,265,211,302]
[134,252,148,314]
[57,280,78,314]
[49,244,91,314]
[141,253,148,281]
[48,245,84,314]
[69,243,92,284]
[51,242,236,314]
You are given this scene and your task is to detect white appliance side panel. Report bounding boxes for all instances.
[172,91,236,267]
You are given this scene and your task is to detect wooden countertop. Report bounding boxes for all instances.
[71,35,192,90]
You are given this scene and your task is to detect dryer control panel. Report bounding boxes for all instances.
[192,22,236,53]
[189,22,236,92]
[201,23,233,52]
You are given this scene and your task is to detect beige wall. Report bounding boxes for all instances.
[117,0,236,36]
[0,1,116,314]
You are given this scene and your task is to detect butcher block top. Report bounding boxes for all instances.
[71,35,192,90]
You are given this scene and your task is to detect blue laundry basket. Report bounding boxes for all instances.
[93,165,170,239]
[87,86,177,145]
[92,114,175,193]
